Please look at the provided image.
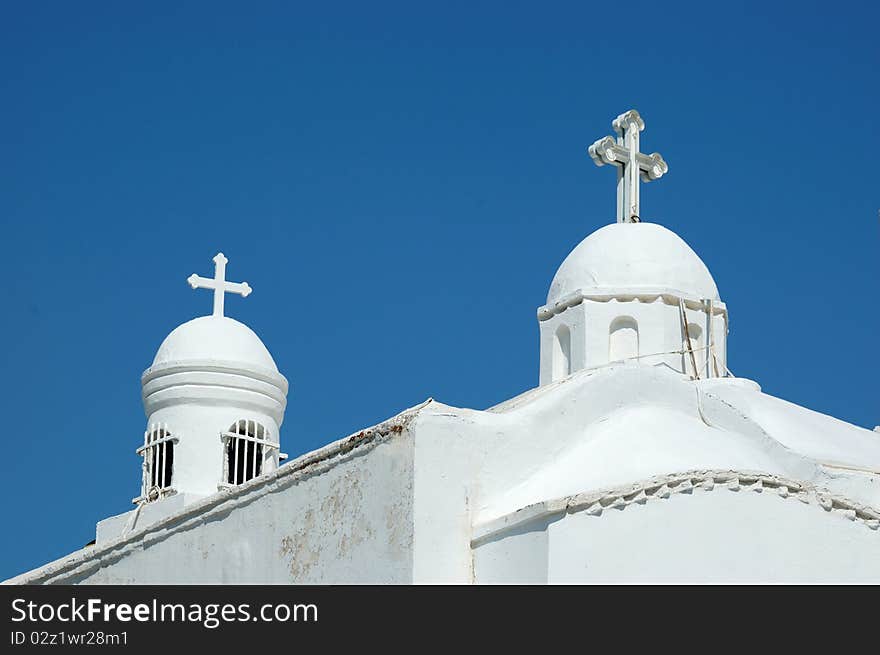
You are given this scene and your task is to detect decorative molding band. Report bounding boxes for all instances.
[141,372,289,419]
[471,469,880,545]
[537,289,728,321]
[142,359,289,394]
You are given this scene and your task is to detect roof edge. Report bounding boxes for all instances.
[538,288,727,321]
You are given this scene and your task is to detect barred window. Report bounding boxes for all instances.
[221,419,279,486]
[136,423,178,503]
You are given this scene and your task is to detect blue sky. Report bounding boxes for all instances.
[1,1,877,579]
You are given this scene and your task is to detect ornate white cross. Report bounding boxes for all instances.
[588,109,668,223]
[187,253,252,317]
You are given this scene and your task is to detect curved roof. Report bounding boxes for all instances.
[547,222,719,305]
[152,315,278,372]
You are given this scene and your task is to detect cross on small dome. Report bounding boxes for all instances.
[187,253,252,317]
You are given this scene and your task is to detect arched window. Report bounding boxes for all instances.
[609,317,639,363]
[136,423,177,503]
[552,324,571,381]
[686,323,704,377]
[222,420,279,486]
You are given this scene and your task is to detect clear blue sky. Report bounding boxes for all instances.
[1,1,877,579]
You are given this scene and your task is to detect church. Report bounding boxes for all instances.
[6,110,880,584]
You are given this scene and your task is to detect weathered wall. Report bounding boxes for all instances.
[16,428,414,584]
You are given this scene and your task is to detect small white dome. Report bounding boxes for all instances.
[547,222,719,305]
[152,316,278,372]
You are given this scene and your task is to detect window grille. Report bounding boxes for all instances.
[135,423,178,503]
[221,419,279,486]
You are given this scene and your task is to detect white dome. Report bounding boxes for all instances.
[152,316,278,372]
[547,222,719,305]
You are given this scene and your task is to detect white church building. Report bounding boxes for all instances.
[6,110,880,584]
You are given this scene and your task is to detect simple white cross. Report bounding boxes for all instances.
[588,109,668,223]
[187,253,252,317]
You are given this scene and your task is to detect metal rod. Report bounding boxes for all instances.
[705,300,713,379]
[616,145,625,223]
[680,299,700,380]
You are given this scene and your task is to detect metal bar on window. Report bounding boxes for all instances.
[155,425,162,490]
[251,420,257,480]
[164,423,169,488]
[142,426,149,497]
[218,431,279,449]
[233,434,239,485]
[161,424,167,488]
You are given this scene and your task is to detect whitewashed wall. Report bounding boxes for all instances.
[474,486,880,583]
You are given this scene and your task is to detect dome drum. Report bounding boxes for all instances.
[142,364,288,424]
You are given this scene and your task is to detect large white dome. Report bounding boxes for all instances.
[151,315,278,372]
[547,222,719,305]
